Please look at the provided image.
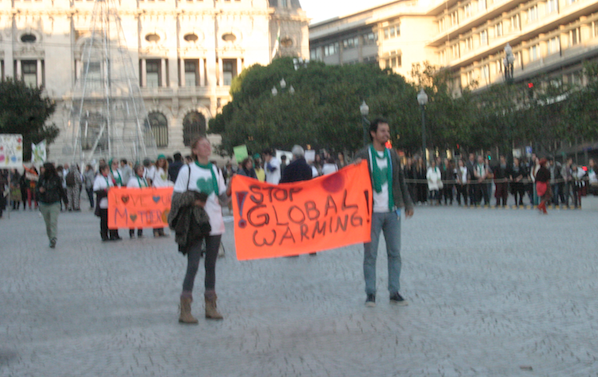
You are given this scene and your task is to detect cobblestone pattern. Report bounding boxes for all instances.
[1,199,598,377]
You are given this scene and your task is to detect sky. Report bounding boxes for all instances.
[299,0,391,24]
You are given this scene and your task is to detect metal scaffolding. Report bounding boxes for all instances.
[69,0,156,164]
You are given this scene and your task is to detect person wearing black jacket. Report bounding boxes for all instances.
[169,152,184,183]
[279,145,313,183]
[508,158,527,207]
[36,162,68,248]
[493,155,509,207]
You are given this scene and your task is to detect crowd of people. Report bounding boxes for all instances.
[404,154,597,211]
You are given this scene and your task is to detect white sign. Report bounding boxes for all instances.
[304,150,316,163]
[0,134,24,168]
[32,141,47,164]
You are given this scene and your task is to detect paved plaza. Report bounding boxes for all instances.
[1,198,598,377]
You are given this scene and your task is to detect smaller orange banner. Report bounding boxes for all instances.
[108,187,173,229]
[232,161,372,260]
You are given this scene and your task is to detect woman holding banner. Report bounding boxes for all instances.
[126,164,149,238]
[94,164,120,241]
[150,154,172,237]
[171,136,228,323]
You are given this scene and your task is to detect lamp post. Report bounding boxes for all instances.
[271,78,294,96]
[503,43,515,84]
[417,88,428,167]
[360,101,369,147]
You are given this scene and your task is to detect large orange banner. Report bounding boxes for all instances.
[108,187,173,229]
[232,161,372,260]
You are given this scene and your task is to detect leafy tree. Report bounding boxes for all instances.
[0,78,58,160]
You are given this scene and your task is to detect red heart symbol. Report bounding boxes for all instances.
[121,195,130,204]
[17,138,22,143]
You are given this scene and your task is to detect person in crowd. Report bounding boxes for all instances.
[108,158,124,187]
[280,155,288,176]
[562,157,573,208]
[169,152,184,183]
[127,163,149,238]
[535,158,552,214]
[223,161,236,184]
[466,153,477,206]
[415,158,427,205]
[254,156,266,182]
[427,160,442,205]
[83,165,96,210]
[21,166,39,210]
[337,152,346,169]
[10,168,22,210]
[354,118,414,307]
[0,170,7,218]
[35,163,68,248]
[170,136,228,322]
[456,159,468,206]
[120,159,132,186]
[508,157,526,207]
[493,155,509,207]
[404,158,416,203]
[443,158,455,205]
[571,162,585,208]
[237,157,257,179]
[184,155,193,164]
[548,157,564,206]
[321,156,339,175]
[65,164,82,211]
[263,148,281,184]
[473,155,490,206]
[312,154,323,177]
[150,154,171,237]
[586,158,597,193]
[94,163,120,241]
[528,154,540,205]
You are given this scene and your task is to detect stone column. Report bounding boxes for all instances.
[179,58,185,87]
[199,58,205,86]
[141,59,147,87]
[37,60,43,87]
[161,58,167,87]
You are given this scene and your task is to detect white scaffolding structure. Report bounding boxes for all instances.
[69,0,157,164]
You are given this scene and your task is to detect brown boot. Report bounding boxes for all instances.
[179,297,199,324]
[204,291,223,320]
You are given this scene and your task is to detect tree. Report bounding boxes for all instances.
[0,78,58,160]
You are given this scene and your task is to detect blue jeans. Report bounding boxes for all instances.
[364,211,402,295]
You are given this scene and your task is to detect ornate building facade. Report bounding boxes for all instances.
[1,0,309,162]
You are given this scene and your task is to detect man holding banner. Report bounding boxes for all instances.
[355,118,414,307]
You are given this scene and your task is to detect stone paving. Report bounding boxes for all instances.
[1,197,598,377]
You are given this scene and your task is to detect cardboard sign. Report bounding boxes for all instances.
[108,187,173,229]
[31,141,46,164]
[233,145,249,163]
[0,134,24,168]
[232,160,372,260]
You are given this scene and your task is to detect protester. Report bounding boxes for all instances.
[94,163,120,241]
[170,136,228,322]
[150,154,171,237]
[83,165,96,210]
[169,152,184,182]
[456,159,468,206]
[10,168,22,210]
[426,160,442,205]
[355,118,414,307]
[237,158,257,179]
[109,158,124,187]
[254,156,266,182]
[65,164,82,211]
[263,149,281,184]
[535,158,552,214]
[571,162,585,208]
[0,170,7,218]
[120,159,132,186]
[35,163,68,248]
[508,157,526,207]
[280,155,287,176]
[493,156,509,207]
[127,164,149,238]
[473,156,490,206]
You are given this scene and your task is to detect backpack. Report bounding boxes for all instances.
[65,171,76,187]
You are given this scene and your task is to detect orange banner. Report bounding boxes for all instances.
[108,187,173,229]
[232,160,372,260]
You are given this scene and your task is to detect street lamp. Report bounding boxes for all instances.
[417,88,428,167]
[503,43,515,84]
[360,100,369,146]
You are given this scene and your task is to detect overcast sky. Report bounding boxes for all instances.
[300,0,391,24]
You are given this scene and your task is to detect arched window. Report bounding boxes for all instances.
[146,112,168,148]
[183,111,206,146]
[80,113,107,152]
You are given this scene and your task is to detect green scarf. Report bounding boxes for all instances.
[195,161,219,195]
[369,145,395,211]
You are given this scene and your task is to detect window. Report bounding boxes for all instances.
[80,113,107,152]
[529,44,540,61]
[510,14,520,31]
[183,111,206,146]
[184,33,199,42]
[450,11,458,26]
[480,30,488,45]
[146,59,161,88]
[594,21,598,37]
[478,0,486,11]
[570,27,581,46]
[310,48,322,60]
[466,70,475,84]
[452,44,460,58]
[547,36,560,54]
[324,43,339,56]
[20,34,37,43]
[342,37,359,49]
[146,112,168,148]
[481,64,490,80]
[547,0,558,14]
[383,24,400,39]
[385,53,402,69]
[439,50,446,64]
[184,60,198,86]
[21,60,38,87]
[363,32,377,45]
[464,3,472,18]
[465,37,473,51]
[438,18,445,32]
[528,6,539,23]
[222,59,237,86]
[495,22,503,37]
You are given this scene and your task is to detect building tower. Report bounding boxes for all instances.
[68,0,156,164]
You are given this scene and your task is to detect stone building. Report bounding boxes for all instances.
[1,0,309,163]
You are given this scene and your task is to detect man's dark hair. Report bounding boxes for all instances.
[369,118,389,141]
[281,155,287,161]
[262,148,274,156]
[120,159,127,164]
[173,152,182,161]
